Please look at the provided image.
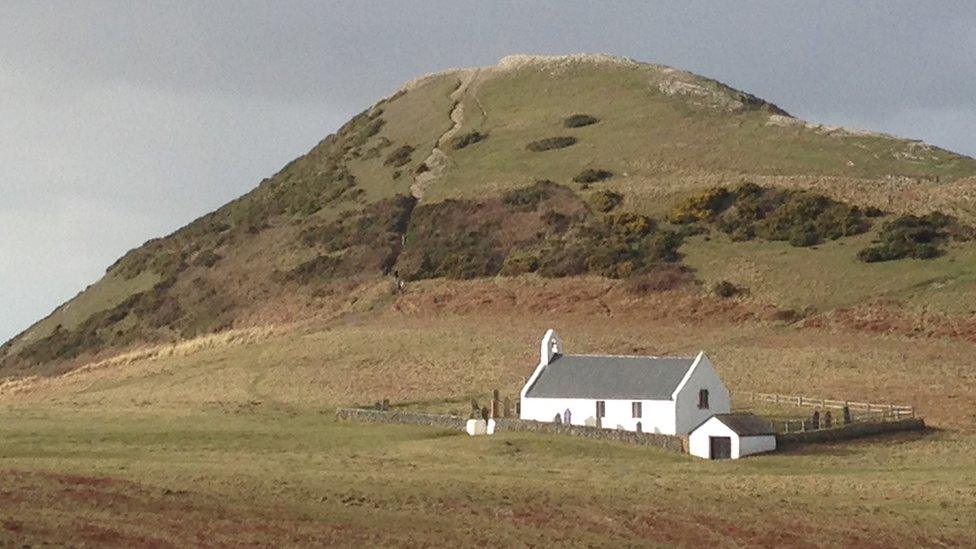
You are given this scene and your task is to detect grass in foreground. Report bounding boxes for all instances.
[1,405,974,546]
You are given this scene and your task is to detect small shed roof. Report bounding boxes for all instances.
[523,354,696,400]
[710,413,775,436]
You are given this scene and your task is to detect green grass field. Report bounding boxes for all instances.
[2,404,974,547]
[2,305,976,545]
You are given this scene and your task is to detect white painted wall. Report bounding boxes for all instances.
[738,433,776,456]
[689,417,735,458]
[520,397,677,434]
[672,353,731,435]
[688,416,776,459]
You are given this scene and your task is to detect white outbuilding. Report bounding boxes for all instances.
[688,413,776,459]
[519,329,731,435]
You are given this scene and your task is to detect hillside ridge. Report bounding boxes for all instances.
[4,53,976,376]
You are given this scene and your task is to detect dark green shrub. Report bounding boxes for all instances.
[526,137,577,152]
[788,225,819,247]
[674,184,869,247]
[564,114,600,128]
[536,245,588,278]
[301,195,416,253]
[857,212,964,262]
[384,145,415,167]
[589,190,623,213]
[713,280,740,298]
[450,131,487,150]
[502,180,556,210]
[573,169,613,184]
[668,188,734,224]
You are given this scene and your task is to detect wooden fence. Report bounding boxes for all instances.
[736,391,916,434]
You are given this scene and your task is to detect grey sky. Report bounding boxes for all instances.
[2,1,975,343]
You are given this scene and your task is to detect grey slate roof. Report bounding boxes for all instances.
[524,354,696,400]
[712,413,776,436]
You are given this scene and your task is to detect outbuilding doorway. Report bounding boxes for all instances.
[709,436,732,460]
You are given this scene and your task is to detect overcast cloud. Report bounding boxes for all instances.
[2,1,975,342]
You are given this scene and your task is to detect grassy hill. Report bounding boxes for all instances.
[4,54,976,544]
[4,53,976,376]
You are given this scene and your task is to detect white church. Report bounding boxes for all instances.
[517,329,776,458]
[519,329,730,435]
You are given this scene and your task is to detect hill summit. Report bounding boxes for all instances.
[4,53,976,375]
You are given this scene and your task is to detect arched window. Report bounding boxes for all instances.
[698,389,709,409]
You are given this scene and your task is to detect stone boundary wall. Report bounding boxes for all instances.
[337,408,923,451]
[336,408,685,452]
[490,418,687,452]
[336,408,466,430]
[777,418,925,444]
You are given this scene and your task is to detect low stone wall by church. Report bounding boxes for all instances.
[489,418,687,452]
[336,408,686,452]
[335,408,466,430]
[777,418,925,444]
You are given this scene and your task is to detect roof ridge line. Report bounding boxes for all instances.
[566,353,696,360]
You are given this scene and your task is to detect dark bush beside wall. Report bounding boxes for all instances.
[384,145,415,167]
[450,131,487,150]
[526,136,577,152]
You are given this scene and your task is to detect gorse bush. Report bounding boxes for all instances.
[395,181,680,281]
[301,195,416,254]
[450,131,487,150]
[857,212,969,262]
[499,250,540,276]
[589,190,623,213]
[526,136,577,152]
[564,114,600,128]
[712,280,740,298]
[573,169,613,184]
[537,212,682,279]
[667,188,733,224]
[670,183,869,247]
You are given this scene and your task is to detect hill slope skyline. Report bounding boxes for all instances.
[4,53,976,375]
